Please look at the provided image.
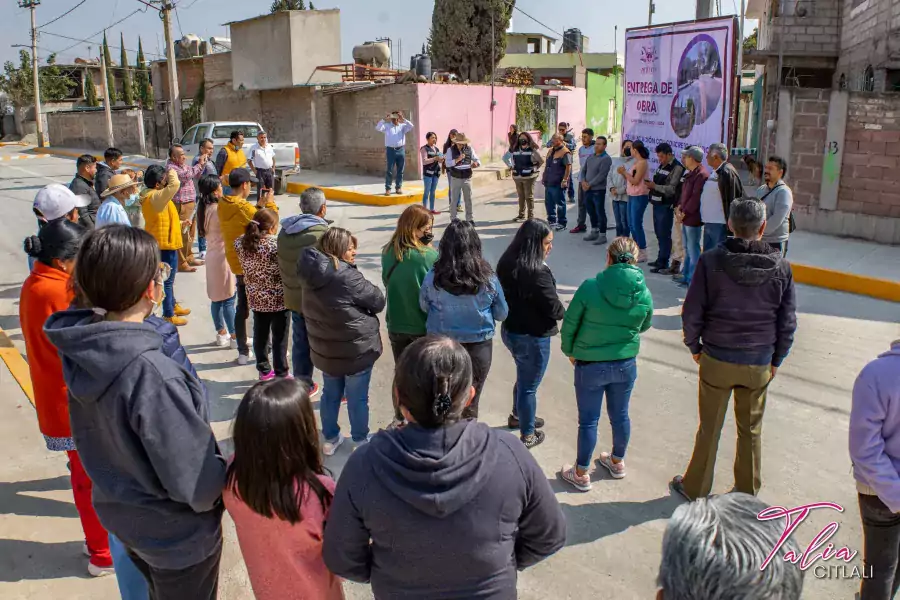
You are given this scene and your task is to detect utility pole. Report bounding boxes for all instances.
[160,1,183,141]
[20,1,45,147]
[648,1,655,26]
[99,33,115,148]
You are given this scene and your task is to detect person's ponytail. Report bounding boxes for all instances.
[23,219,86,267]
[23,235,42,258]
[241,208,277,254]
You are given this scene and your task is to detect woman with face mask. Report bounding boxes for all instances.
[96,174,141,228]
[44,225,227,599]
[380,205,438,428]
[505,132,544,223]
[608,140,633,238]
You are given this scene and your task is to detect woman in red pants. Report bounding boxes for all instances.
[20,204,114,577]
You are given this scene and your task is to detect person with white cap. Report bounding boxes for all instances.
[96,174,141,228]
[29,185,92,271]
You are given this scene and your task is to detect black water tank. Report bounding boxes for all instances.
[563,28,584,53]
[416,55,432,79]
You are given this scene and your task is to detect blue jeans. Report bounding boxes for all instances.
[385,147,406,191]
[501,328,551,437]
[544,184,567,226]
[210,294,236,334]
[627,194,650,249]
[422,174,439,210]
[682,225,703,284]
[197,236,207,253]
[290,311,314,385]
[652,204,675,265]
[321,367,372,442]
[584,189,608,231]
[109,534,149,600]
[703,222,728,252]
[159,249,178,318]
[575,358,638,469]
[613,201,629,237]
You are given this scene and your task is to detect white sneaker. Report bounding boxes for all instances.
[230,337,238,350]
[215,333,230,347]
[322,435,344,456]
[82,543,90,557]
[198,251,207,260]
[236,352,253,366]
[88,562,115,577]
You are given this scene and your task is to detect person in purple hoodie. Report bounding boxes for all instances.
[850,340,900,600]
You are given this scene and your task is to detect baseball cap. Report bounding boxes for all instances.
[229,168,252,188]
[33,184,91,221]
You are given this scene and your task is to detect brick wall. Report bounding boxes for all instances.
[786,89,830,208]
[837,0,900,91]
[47,108,146,154]
[760,0,841,54]
[841,93,900,218]
[259,87,315,165]
[152,57,205,101]
[203,52,263,129]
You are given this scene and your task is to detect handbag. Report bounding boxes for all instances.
[760,184,795,233]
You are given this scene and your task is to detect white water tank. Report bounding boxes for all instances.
[353,41,391,68]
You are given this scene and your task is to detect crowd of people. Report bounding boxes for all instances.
[13,125,898,600]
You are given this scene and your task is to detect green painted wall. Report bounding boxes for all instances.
[586,70,623,138]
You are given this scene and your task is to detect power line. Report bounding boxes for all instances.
[510,5,565,40]
[45,7,145,56]
[42,30,165,58]
[37,0,89,29]
[174,3,184,37]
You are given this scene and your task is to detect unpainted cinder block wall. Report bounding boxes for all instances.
[47,109,145,154]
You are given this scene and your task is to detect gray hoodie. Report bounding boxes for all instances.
[43,310,226,570]
[756,181,794,243]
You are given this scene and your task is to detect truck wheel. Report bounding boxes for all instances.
[274,176,286,196]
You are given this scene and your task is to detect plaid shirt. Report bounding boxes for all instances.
[166,159,206,204]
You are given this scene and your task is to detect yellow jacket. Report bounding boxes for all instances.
[219,193,278,275]
[140,169,183,251]
[220,142,247,186]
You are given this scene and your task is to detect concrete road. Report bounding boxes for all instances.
[1,149,898,600]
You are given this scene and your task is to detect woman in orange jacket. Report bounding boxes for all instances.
[20,219,115,576]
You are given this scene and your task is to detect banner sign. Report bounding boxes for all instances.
[623,17,736,167]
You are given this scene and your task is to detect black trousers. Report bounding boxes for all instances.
[388,332,424,421]
[127,544,222,600]
[253,309,290,376]
[460,339,493,420]
[860,493,900,600]
[235,276,250,356]
[770,240,789,257]
[256,168,275,201]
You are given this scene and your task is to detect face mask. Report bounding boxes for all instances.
[519,139,528,147]
[125,193,140,207]
[419,232,434,245]
[624,148,632,157]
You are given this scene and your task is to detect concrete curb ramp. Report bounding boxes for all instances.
[0,327,34,407]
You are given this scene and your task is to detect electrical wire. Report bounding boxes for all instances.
[45,8,146,56]
[510,4,566,40]
[42,30,166,58]
[37,0,89,29]
[174,3,184,37]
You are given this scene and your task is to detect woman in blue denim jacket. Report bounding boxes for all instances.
[419,221,508,419]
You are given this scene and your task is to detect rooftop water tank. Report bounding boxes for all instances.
[415,55,432,80]
[353,41,391,68]
[563,28,584,54]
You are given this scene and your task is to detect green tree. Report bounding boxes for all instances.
[84,67,100,107]
[0,50,77,107]
[430,0,513,82]
[743,27,758,53]
[135,37,153,108]
[120,33,135,106]
[271,0,305,10]
[309,1,316,8]
[102,32,117,103]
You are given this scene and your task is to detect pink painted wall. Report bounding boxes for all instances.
[549,88,587,140]
[415,83,517,172]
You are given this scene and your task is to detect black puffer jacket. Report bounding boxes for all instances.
[297,247,385,377]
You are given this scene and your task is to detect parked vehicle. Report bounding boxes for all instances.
[178,121,300,195]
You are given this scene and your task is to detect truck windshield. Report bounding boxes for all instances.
[212,124,261,139]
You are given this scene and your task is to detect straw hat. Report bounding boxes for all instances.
[454,132,471,144]
[101,173,139,198]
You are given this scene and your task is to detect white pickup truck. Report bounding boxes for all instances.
[177,121,299,195]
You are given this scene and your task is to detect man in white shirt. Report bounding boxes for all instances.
[376,111,413,195]
[248,131,277,202]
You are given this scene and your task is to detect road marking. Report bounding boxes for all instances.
[0,327,35,407]
[0,154,41,161]
[0,162,72,185]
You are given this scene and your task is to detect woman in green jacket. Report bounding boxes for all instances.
[559,237,653,491]
[381,204,438,427]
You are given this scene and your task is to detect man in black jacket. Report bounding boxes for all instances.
[671,198,797,502]
[646,143,685,273]
[69,154,101,228]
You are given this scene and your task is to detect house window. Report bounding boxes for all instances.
[886,69,900,91]
[527,38,540,54]
[864,65,875,92]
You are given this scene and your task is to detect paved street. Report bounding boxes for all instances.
[1,149,898,599]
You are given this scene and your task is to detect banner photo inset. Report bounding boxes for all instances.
[623,17,736,167]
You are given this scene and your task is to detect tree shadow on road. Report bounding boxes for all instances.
[0,475,78,519]
[555,494,681,547]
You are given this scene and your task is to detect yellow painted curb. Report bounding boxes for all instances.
[0,154,41,161]
[792,263,900,303]
[285,181,450,207]
[0,327,35,407]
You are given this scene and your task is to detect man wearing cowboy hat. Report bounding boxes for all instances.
[96,174,141,228]
[376,110,413,195]
[446,131,481,223]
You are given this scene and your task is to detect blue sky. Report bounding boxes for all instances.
[3,0,745,68]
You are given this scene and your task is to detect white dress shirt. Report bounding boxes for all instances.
[249,144,276,170]
[700,169,727,224]
[376,119,414,148]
